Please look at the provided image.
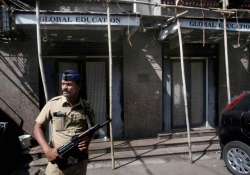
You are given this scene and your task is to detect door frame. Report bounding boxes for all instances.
[163,56,217,131]
[56,57,110,131]
[52,56,124,138]
[170,58,206,129]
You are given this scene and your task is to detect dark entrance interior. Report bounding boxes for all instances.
[38,29,124,138]
[163,44,218,131]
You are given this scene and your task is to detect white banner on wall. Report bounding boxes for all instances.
[180,19,250,32]
[15,13,140,26]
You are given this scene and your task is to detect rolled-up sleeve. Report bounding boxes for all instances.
[35,102,52,124]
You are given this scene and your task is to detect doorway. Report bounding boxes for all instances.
[53,56,124,138]
[171,60,205,128]
[57,59,108,138]
[163,56,217,131]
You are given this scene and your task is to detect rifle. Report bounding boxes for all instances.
[51,119,111,168]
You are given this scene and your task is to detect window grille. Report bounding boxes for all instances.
[0,6,10,33]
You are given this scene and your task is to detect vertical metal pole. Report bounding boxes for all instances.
[107,1,115,170]
[205,59,209,127]
[36,0,51,142]
[223,1,231,104]
[36,0,48,102]
[133,0,137,13]
[177,19,192,162]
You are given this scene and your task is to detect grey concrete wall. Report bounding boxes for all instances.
[136,0,161,16]
[162,8,222,19]
[40,0,162,16]
[123,31,162,138]
[0,37,40,134]
[218,36,250,115]
[40,1,132,13]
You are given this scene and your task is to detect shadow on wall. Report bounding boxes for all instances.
[0,109,30,175]
[0,46,39,107]
[0,41,40,134]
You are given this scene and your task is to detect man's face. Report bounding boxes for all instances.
[61,80,80,99]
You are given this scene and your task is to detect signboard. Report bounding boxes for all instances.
[162,0,220,8]
[15,13,140,26]
[180,19,250,32]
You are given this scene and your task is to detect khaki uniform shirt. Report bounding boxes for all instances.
[36,95,93,148]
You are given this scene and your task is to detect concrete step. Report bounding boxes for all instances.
[88,135,218,154]
[28,146,45,160]
[27,130,218,158]
[28,134,220,167]
[28,131,217,156]
[29,142,220,167]
[91,143,220,162]
[26,128,218,157]
[158,128,217,139]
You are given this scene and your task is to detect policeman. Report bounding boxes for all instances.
[33,69,94,175]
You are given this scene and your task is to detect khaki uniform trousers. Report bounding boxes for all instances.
[45,160,88,175]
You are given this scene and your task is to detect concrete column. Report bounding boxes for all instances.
[123,31,163,138]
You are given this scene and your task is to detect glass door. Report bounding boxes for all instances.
[85,61,108,138]
[172,60,205,128]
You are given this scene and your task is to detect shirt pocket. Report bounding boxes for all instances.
[65,112,88,131]
[52,112,66,131]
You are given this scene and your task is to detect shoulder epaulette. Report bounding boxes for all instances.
[49,96,62,102]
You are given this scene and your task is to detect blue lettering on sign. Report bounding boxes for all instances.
[185,19,250,32]
[40,16,73,23]
[16,14,140,26]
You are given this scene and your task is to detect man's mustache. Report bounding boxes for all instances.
[62,91,69,95]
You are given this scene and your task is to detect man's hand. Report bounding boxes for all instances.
[33,123,59,162]
[78,136,91,152]
[44,147,59,162]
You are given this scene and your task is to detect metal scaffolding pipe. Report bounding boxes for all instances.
[111,0,235,14]
[223,0,231,104]
[223,16,231,104]
[107,1,115,170]
[177,18,192,163]
[133,0,137,13]
[36,0,48,102]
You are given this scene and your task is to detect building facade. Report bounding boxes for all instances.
[1,0,250,140]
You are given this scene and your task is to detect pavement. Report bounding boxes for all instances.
[11,151,230,175]
[87,152,230,175]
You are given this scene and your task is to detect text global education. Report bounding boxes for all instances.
[181,19,250,32]
[40,15,121,24]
